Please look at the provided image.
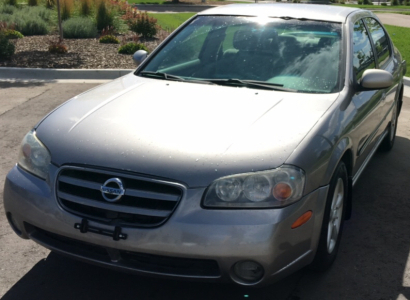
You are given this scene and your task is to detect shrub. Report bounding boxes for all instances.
[28,0,38,6]
[62,17,97,38]
[22,6,52,22]
[0,34,15,59]
[61,0,74,20]
[45,0,55,8]
[80,0,92,16]
[96,0,113,30]
[13,16,49,35]
[404,0,410,5]
[118,42,148,54]
[0,4,17,14]
[129,12,157,38]
[4,0,17,6]
[391,0,399,5]
[4,29,23,39]
[48,38,68,53]
[381,2,387,5]
[339,1,345,3]
[99,34,119,43]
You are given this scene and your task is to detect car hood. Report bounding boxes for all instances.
[36,74,339,187]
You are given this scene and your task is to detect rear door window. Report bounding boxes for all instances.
[364,18,391,69]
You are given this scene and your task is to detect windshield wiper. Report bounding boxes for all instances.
[139,71,215,85]
[204,79,296,92]
[139,71,187,81]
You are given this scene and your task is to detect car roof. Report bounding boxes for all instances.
[198,4,361,23]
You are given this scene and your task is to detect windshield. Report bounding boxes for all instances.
[139,16,342,93]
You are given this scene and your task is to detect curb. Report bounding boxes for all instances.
[1,67,409,85]
[404,76,410,87]
[0,67,134,80]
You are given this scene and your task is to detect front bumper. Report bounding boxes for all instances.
[4,164,329,286]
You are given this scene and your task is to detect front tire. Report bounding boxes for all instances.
[310,162,348,271]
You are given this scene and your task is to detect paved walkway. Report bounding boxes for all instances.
[375,12,410,28]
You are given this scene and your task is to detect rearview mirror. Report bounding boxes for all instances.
[133,50,148,66]
[360,69,393,90]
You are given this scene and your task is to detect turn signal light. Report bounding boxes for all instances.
[291,211,313,229]
[272,182,292,200]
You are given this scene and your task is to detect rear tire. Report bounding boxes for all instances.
[310,162,348,271]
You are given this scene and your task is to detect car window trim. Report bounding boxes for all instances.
[362,17,392,71]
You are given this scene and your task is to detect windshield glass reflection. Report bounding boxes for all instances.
[140,16,342,93]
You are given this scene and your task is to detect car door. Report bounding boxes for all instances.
[363,17,397,123]
[350,19,386,176]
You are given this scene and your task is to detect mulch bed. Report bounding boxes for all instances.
[0,33,166,69]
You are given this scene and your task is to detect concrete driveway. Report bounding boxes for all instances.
[0,81,410,300]
[375,13,410,28]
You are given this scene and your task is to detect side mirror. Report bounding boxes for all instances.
[132,50,148,66]
[360,69,393,90]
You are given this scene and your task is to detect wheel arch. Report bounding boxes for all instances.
[323,138,354,220]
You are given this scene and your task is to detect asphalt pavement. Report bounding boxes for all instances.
[0,7,409,300]
[0,81,410,300]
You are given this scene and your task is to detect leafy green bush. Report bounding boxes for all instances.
[4,0,17,6]
[22,6,52,22]
[13,16,49,35]
[0,34,15,59]
[45,0,55,8]
[381,2,387,5]
[62,17,97,38]
[391,0,399,5]
[129,12,157,38]
[80,0,92,16]
[118,42,148,54]
[99,34,119,43]
[0,4,17,14]
[28,0,38,6]
[96,1,113,30]
[4,29,23,39]
[0,6,51,36]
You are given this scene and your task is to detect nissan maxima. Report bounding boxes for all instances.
[3,4,406,286]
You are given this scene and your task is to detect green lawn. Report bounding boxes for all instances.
[149,12,195,31]
[336,4,410,9]
[149,13,409,76]
[384,25,410,76]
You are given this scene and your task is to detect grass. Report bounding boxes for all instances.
[375,10,410,13]
[148,12,409,77]
[336,4,410,9]
[129,0,225,4]
[384,25,410,76]
[148,12,195,31]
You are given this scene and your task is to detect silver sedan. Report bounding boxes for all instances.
[3,4,407,286]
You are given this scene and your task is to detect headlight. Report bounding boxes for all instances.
[203,166,305,208]
[18,130,51,180]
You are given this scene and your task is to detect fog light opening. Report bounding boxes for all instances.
[291,211,313,229]
[232,261,264,284]
[6,212,22,236]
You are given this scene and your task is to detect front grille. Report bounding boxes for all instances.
[56,167,184,227]
[29,226,220,278]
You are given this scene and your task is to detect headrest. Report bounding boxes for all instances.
[233,29,258,51]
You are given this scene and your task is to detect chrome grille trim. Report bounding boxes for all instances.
[58,192,171,217]
[56,166,185,227]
